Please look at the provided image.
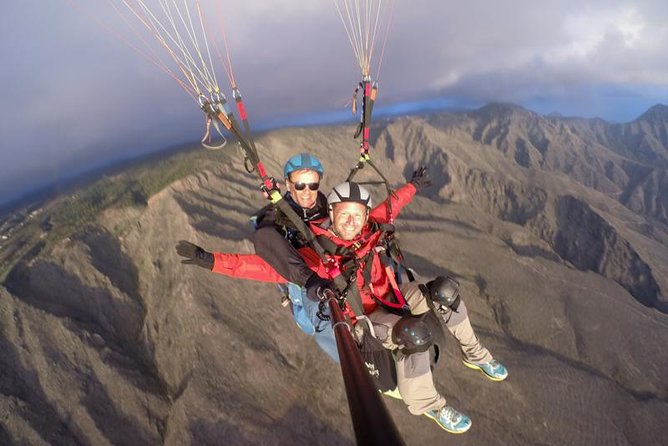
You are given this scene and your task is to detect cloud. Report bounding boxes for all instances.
[1,0,668,206]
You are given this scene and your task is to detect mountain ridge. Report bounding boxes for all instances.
[1,103,667,445]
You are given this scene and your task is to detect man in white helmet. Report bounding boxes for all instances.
[304,177,507,434]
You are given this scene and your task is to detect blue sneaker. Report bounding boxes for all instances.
[425,405,472,434]
[463,359,508,381]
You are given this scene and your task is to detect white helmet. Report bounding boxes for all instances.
[327,182,373,209]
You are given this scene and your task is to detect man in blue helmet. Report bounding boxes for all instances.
[252,153,326,286]
[250,153,340,361]
[179,152,341,361]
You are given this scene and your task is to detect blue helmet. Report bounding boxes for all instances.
[283,153,324,179]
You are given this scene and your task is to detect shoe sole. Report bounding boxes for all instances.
[424,412,472,434]
[381,388,403,400]
[462,360,508,381]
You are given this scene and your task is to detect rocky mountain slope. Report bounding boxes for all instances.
[1,104,667,445]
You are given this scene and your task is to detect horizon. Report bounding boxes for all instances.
[1,99,665,214]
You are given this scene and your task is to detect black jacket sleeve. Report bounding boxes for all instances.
[251,225,314,286]
[251,192,328,287]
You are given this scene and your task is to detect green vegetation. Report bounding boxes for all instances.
[0,146,230,282]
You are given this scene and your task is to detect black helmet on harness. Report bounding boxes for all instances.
[423,275,461,310]
[392,316,433,355]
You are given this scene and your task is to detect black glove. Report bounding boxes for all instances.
[304,273,336,302]
[409,166,432,191]
[176,240,214,270]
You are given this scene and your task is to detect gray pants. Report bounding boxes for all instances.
[368,282,492,415]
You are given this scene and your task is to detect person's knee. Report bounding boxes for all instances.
[392,316,433,355]
[421,275,461,310]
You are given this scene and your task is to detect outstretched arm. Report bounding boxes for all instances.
[212,247,329,286]
[369,167,431,222]
[211,252,289,283]
[369,182,416,222]
[176,240,288,283]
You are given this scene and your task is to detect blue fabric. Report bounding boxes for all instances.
[287,283,339,363]
[285,283,315,335]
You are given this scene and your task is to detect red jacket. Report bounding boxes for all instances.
[212,183,417,317]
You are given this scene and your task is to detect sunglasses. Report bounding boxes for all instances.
[293,182,320,191]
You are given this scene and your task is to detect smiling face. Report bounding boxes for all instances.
[286,169,320,209]
[330,201,368,241]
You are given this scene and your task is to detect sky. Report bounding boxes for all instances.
[1,0,668,209]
